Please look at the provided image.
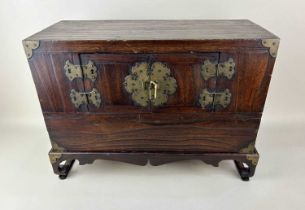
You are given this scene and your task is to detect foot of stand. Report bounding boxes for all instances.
[58,159,75,179]
[234,159,257,181]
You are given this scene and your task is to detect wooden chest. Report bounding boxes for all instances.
[24,20,279,180]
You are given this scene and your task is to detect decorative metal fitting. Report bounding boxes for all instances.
[49,153,62,164]
[49,142,65,164]
[70,88,101,108]
[246,154,259,166]
[64,60,97,81]
[262,39,280,58]
[23,40,40,59]
[199,88,231,110]
[124,62,177,107]
[240,142,255,154]
[201,58,235,81]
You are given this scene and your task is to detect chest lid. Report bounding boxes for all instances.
[25,20,278,41]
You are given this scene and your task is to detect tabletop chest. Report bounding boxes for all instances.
[24,20,279,180]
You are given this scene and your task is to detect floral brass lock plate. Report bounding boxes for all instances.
[124,62,177,107]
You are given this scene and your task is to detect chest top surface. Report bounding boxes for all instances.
[25,19,278,41]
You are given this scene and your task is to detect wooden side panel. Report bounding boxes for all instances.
[45,112,260,153]
[236,49,271,112]
[28,53,87,112]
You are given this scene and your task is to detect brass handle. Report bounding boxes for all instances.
[149,81,158,100]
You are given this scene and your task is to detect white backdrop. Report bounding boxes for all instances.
[0,0,305,125]
[1,1,305,210]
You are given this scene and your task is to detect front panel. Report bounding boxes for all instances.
[31,50,270,114]
[29,48,271,154]
[79,53,242,113]
[45,112,260,153]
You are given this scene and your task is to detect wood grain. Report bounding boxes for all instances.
[45,112,260,153]
[26,20,278,41]
[24,20,279,179]
[80,53,220,113]
[29,53,87,112]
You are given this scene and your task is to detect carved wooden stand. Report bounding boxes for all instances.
[49,149,259,181]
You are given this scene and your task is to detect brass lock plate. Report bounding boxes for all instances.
[124,62,177,107]
[64,60,97,81]
[201,58,235,80]
[199,88,231,110]
[70,88,101,108]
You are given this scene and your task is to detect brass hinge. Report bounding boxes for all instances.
[23,40,40,59]
[70,88,101,108]
[201,58,235,81]
[199,88,231,110]
[64,60,97,81]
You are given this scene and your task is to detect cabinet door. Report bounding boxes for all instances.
[193,49,271,113]
[199,52,240,112]
[80,53,220,113]
[29,53,88,112]
[79,54,150,113]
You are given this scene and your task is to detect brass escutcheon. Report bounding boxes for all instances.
[124,62,177,107]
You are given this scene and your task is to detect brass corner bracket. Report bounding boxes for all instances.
[262,39,280,58]
[240,142,255,154]
[23,40,40,59]
[49,142,65,164]
[246,154,259,166]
